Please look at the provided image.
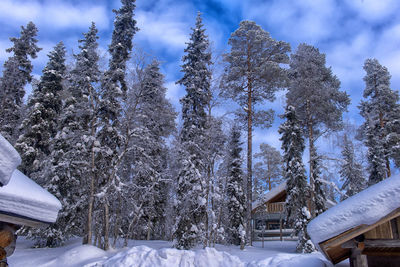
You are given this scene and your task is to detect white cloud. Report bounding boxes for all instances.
[135,10,190,52]
[253,130,282,152]
[0,40,12,62]
[0,0,109,30]
[345,0,400,23]
[244,0,338,44]
[165,81,183,109]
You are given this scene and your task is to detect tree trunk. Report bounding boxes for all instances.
[112,195,122,248]
[247,89,253,246]
[246,42,253,246]
[267,160,271,191]
[104,201,110,250]
[84,86,97,245]
[306,100,316,218]
[379,111,391,178]
[147,218,151,241]
[204,164,211,248]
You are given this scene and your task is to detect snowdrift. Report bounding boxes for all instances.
[83,245,331,267]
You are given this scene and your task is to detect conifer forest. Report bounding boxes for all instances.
[0,0,400,266]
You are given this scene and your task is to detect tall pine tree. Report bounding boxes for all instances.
[359,58,400,185]
[33,23,101,247]
[96,0,138,250]
[15,42,66,181]
[286,43,349,217]
[0,22,41,144]
[174,13,211,249]
[220,20,290,242]
[279,105,314,253]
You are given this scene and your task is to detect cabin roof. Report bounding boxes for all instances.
[0,134,61,227]
[0,134,21,186]
[307,173,400,263]
[252,181,287,211]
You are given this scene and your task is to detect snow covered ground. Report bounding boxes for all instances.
[8,237,349,267]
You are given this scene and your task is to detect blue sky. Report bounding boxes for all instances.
[1,0,400,160]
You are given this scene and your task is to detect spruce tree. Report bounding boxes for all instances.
[279,105,314,253]
[0,22,41,143]
[96,0,137,250]
[359,58,400,185]
[33,24,101,247]
[174,13,211,249]
[286,43,349,217]
[226,125,246,250]
[15,42,66,181]
[339,135,365,200]
[220,20,290,242]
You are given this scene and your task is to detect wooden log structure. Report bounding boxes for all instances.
[318,208,400,267]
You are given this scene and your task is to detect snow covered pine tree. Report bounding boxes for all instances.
[40,23,102,247]
[174,13,211,249]
[0,22,41,144]
[220,20,290,243]
[226,125,246,250]
[286,43,349,217]
[15,42,66,182]
[95,0,138,250]
[359,58,400,185]
[279,105,314,253]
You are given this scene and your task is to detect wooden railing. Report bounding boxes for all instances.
[266,202,285,213]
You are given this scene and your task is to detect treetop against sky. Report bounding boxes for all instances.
[0,0,399,154]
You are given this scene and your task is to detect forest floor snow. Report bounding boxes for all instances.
[8,237,349,267]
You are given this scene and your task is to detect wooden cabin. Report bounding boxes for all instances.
[308,174,400,267]
[251,182,294,241]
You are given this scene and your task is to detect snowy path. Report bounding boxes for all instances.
[9,238,349,267]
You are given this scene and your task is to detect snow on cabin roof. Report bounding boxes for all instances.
[307,173,400,246]
[252,181,287,211]
[0,169,62,224]
[0,134,21,186]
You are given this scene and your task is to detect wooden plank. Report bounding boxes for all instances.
[322,207,400,249]
[396,217,400,237]
[0,213,48,228]
[362,251,400,257]
[391,219,399,239]
[363,239,400,248]
[342,238,400,248]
